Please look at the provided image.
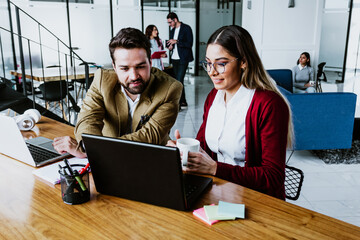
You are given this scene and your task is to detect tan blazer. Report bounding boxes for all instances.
[75,67,182,146]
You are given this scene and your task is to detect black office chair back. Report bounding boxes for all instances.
[285,165,304,200]
[39,80,68,101]
[317,62,327,82]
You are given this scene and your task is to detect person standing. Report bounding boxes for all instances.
[145,25,166,70]
[166,12,194,109]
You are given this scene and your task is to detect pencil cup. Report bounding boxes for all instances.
[59,164,90,205]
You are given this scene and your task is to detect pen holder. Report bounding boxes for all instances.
[59,164,90,205]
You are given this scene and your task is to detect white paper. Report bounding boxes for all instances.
[32,157,88,185]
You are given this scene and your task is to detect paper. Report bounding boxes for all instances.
[32,157,88,185]
[204,205,236,221]
[218,201,245,219]
[193,206,219,225]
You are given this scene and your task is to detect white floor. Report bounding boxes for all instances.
[170,72,360,228]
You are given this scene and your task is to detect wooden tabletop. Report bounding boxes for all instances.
[0,117,359,239]
[10,66,97,82]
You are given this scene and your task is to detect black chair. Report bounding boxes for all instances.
[316,62,327,92]
[74,62,96,100]
[38,80,69,121]
[285,165,304,201]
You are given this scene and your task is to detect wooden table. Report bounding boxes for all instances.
[10,66,97,82]
[1,117,359,239]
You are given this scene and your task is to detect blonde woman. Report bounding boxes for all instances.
[168,25,293,200]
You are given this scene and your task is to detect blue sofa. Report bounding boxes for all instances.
[278,86,357,150]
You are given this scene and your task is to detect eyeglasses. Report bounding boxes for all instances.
[167,19,174,25]
[201,58,238,74]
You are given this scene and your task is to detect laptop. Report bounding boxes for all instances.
[0,115,71,167]
[82,133,213,211]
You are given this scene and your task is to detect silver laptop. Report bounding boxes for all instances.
[0,115,70,167]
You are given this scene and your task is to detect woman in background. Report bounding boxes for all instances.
[145,25,166,70]
[168,25,293,200]
[292,52,316,93]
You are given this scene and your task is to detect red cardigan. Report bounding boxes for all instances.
[196,88,289,200]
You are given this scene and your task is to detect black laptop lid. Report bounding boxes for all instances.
[82,134,188,210]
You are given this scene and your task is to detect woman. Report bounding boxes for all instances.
[168,25,293,200]
[292,52,315,93]
[145,25,166,70]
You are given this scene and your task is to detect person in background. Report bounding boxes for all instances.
[145,25,166,70]
[168,25,293,200]
[292,52,316,93]
[53,27,182,158]
[166,12,194,109]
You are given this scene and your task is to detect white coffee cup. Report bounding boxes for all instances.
[176,138,200,166]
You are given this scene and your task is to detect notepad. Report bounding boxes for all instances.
[151,50,166,59]
[193,206,219,225]
[218,201,245,219]
[33,157,88,185]
[204,205,236,221]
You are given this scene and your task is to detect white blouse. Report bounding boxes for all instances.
[205,86,255,167]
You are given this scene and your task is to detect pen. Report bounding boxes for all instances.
[74,170,87,191]
[63,159,74,176]
[79,163,90,175]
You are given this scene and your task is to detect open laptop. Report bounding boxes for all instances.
[0,115,71,167]
[82,133,213,211]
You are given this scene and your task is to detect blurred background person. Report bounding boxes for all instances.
[145,25,166,70]
[292,52,316,93]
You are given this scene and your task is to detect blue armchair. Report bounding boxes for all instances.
[267,69,293,93]
[278,86,356,150]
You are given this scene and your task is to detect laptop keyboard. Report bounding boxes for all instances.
[185,184,199,198]
[27,143,60,165]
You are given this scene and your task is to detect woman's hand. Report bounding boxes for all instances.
[185,148,217,175]
[53,136,87,158]
[166,129,181,147]
[161,53,167,58]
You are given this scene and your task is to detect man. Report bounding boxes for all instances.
[166,12,194,109]
[53,28,182,158]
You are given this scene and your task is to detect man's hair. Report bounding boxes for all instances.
[167,12,178,21]
[109,27,151,63]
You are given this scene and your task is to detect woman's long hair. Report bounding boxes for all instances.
[145,25,163,49]
[296,52,311,67]
[207,25,294,148]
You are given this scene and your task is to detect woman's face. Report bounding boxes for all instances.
[151,27,158,38]
[205,44,245,95]
[299,54,309,66]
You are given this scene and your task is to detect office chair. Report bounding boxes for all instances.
[316,62,327,93]
[38,80,69,121]
[267,69,293,93]
[285,165,304,201]
[74,62,96,101]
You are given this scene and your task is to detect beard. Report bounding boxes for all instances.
[121,78,149,95]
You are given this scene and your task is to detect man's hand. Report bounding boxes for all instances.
[53,136,87,158]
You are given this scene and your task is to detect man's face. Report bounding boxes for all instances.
[167,18,176,28]
[112,48,151,97]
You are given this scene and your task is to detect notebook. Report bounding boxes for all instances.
[82,133,213,211]
[0,115,71,167]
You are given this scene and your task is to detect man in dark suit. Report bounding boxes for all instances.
[166,12,194,109]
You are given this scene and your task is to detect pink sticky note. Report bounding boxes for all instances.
[193,207,219,225]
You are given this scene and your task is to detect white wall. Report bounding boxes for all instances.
[242,0,323,70]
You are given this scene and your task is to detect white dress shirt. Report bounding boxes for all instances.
[171,26,180,60]
[205,85,255,166]
[121,85,140,133]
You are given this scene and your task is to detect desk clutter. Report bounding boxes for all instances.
[193,201,245,225]
[59,159,90,205]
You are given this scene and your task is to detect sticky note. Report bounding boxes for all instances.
[193,207,219,225]
[204,205,236,220]
[218,201,245,219]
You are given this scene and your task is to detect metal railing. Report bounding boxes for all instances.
[1,0,94,122]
